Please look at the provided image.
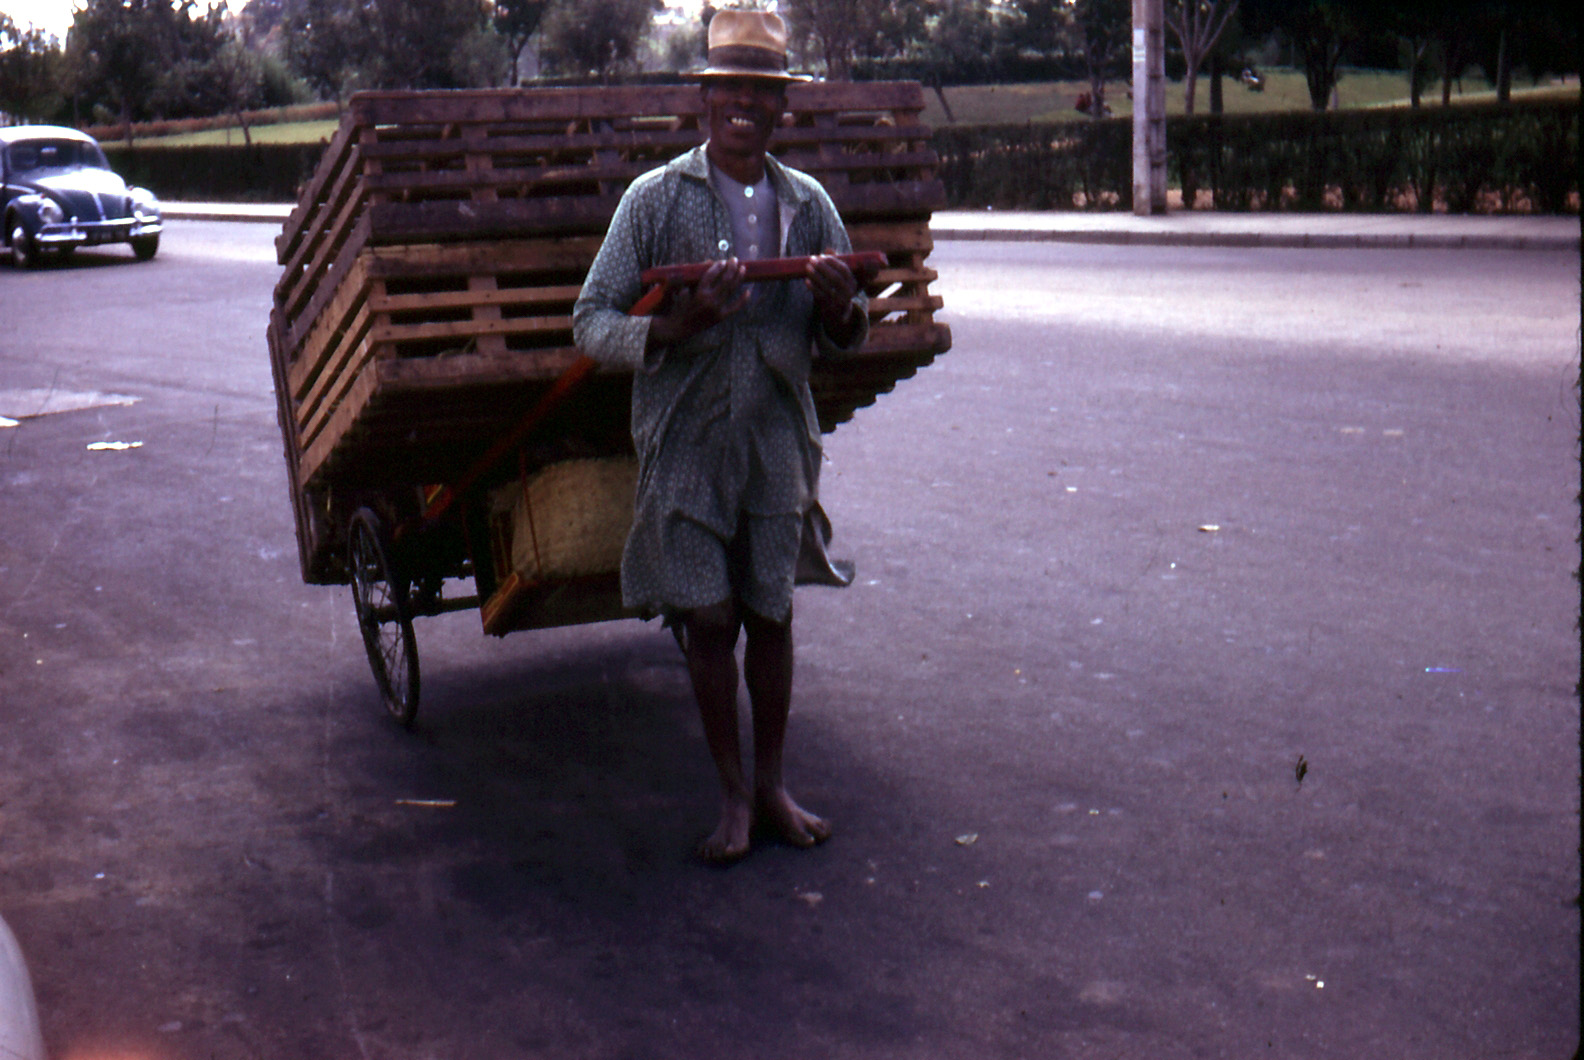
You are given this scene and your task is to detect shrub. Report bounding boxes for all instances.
[101,142,325,202]
[934,97,1578,213]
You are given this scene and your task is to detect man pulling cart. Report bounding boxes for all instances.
[575,10,867,862]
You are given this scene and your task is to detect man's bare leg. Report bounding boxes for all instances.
[743,607,831,848]
[682,601,753,862]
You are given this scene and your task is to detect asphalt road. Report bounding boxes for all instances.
[1,222,1579,1059]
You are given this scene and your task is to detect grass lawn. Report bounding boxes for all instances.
[126,118,340,147]
[919,68,1575,126]
[109,68,1574,146]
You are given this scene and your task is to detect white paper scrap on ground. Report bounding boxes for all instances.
[0,388,140,419]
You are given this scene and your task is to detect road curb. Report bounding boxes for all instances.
[927,226,1581,252]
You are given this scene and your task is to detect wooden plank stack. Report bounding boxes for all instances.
[268,81,951,585]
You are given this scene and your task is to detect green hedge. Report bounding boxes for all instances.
[101,142,325,203]
[101,96,1577,213]
[935,97,1580,213]
[934,117,1136,210]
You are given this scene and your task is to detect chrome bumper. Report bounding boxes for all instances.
[35,216,162,248]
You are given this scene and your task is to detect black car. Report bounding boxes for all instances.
[1,124,162,268]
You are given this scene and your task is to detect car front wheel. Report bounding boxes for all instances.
[8,222,38,269]
[131,233,158,261]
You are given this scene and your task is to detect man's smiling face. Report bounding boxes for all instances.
[701,76,787,179]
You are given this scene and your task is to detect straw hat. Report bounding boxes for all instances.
[694,9,811,83]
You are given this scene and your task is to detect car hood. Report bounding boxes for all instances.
[15,166,138,221]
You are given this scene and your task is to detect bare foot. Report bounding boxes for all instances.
[755,787,831,849]
[698,794,753,865]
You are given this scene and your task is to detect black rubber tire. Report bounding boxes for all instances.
[9,222,38,269]
[347,508,421,727]
[131,234,158,261]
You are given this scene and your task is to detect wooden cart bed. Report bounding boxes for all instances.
[269,81,951,591]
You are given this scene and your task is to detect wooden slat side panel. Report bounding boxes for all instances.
[299,360,380,486]
[294,296,374,445]
[272,82,949,498]
[278,135,368,287]
[278,191,371,340]
[348,85,703,127]
[273,83,939,282]
[286,250,375,396]
[339,81,924,128]
[283,211,381,358]
[276,116,359,262]
[847,220,936,255]
[366,236,604,277]
[357,127,702,164]
[361,196,626,245]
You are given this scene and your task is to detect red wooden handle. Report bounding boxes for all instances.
[628,251,886,316]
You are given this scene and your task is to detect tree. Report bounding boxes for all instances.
[782,0,893,81]
[1240,0,1369,111]
[1476,0,1577,103]
[1165,0,1239,115]
[918,0,999,119]
[237,0,287,47]
[174,34,267,143]
[281,0,365,97]
[1072,0,1129,118]
[1007,0,1071,57]
[537,0,660,82]
[870,0,933,63]
[66,0,194,137]
[0,14,66,122]
[147,4,253,121]
[361,0,493,89]
[493,0,549,85]
[280,0,493,96]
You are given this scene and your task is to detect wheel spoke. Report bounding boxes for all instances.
[347,509,420,726]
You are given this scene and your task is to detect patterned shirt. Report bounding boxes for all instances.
[572,145,868,617]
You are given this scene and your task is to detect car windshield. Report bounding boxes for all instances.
[7,138,110,174]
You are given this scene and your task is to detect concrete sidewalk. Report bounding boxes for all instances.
[162,201,1580,251]
[931,207,1581,250]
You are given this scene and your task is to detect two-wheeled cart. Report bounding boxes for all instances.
[267,83,951,725]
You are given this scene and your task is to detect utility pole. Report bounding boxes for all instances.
[1132,0,1167,215]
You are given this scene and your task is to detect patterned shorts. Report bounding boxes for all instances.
[660,510,802,623]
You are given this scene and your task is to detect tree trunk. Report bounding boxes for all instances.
[1495,26,1510,103]
[1183,67,1197,115]
[1303,40,1340,111]
[1408,39,1428,108]
[1306,68,1329,110]
[931,74,955,124]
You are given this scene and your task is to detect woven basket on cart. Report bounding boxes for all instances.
[488,456,637,585]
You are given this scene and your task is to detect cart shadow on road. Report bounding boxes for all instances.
[298,621,989,1055]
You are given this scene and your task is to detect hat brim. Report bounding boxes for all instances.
[690,65,812,83]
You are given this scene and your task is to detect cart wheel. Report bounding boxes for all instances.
[348,508,420,727]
